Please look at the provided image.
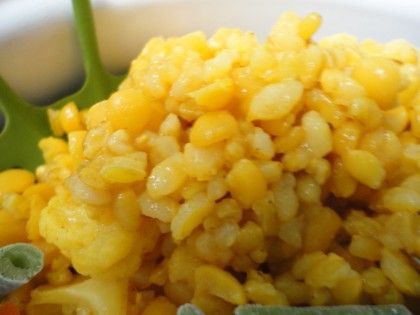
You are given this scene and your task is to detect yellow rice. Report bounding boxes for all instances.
[0,11,419,315]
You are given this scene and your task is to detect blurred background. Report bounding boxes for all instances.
[0,0,419,104]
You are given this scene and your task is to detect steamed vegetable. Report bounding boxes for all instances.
[0,243,43,298]
[176,304,413,315]
[29,278,128,315]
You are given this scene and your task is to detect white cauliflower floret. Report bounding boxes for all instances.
[29,278,128,315]
[40,195,137,277]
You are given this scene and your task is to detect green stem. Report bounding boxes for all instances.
[69,0,124,110]
[72,0,106,79]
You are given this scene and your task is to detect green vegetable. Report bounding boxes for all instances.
[177,304,413,315]
[177,304,205,315]
[235,305,413,315]
[0,243,44,298]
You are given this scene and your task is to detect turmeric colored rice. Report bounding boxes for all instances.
[0,11,420,315]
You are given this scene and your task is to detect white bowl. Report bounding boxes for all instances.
[0,0,419,103]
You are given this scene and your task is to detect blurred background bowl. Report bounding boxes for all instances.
[0,0,419,105]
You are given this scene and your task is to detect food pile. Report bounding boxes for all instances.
[0,11,419,315]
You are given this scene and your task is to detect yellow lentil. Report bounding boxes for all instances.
[190,110,238,147]
[0,169,35,193]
